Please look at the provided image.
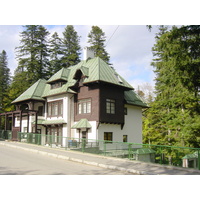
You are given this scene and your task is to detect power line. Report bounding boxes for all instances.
[105,25,119,47]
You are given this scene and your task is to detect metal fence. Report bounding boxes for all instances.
[0,130,12,140]
[1,131,200,170]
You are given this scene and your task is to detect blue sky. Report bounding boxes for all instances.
[0,25,159,90]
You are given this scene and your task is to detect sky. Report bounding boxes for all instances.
[0,0,198,196]
[0,25,159,91]
[0,0,196,92]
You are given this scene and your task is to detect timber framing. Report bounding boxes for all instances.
[0,110,38,141]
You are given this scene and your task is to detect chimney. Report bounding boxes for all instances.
[83,47,95,60]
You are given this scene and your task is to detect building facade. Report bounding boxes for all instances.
[0,50,148,147]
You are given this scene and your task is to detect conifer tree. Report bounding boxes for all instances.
[49,32,63,76]
[15,25,50,84]
[36,25,50,79]
[0,50,10,112]
[143,25,200,149]
[87,26,110,64]
[61,25,81,67]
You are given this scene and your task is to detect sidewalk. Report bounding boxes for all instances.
[1,140,200,175]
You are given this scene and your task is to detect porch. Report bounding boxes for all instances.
[0,110,39,141]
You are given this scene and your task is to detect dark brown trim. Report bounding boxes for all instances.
[27,113,29,133]
[47,100,63,118]
[83,80,133,91]
[0,109,38,140]
[19,111,22,132]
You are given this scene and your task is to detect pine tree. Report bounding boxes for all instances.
[0,50,10,112]
[15,25,50,84]
[143,25,200,148]
[61,25,81,68]
[87,26,110,64]
[36,25,50,79]
[49,32,63,76]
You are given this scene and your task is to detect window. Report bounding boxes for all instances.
[47,100,63,117]
[106,99,115,114]
[78,99,91,114]
[51,82,65,89]
[123,135,128,142]
[104,132,113,143]
[38,106,44,116]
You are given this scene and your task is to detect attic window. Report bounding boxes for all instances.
[115,74,123,84]
[51,81,65,89]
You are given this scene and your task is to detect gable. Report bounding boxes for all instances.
[12,79,46,104]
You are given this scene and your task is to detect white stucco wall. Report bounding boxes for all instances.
[123,105,143,144]
[98,105,143,144]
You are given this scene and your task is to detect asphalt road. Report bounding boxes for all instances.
[0,145,133,175]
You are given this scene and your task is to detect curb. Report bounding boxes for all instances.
[1,141,200,175]
[0,142,147,175]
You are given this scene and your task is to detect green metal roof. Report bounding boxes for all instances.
[46,68,70,83]
[42,119,66,125]
[42,57,134,98]
[81,57,133,89]
[124,90,148,108]
[33,119,67,125]
[12,79,46,103]
[12,57,147,108]
[71,118,92,129]
[32,119,66,125]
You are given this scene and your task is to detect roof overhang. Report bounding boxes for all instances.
[71,118,92,129]
[33,119,66,125]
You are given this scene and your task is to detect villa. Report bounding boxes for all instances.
[0,48,148,147]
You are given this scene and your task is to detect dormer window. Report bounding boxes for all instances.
[50,81,65,89]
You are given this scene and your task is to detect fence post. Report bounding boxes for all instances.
[82,138,86,153]
[17,132,20,142]
[128,143,132,160]
[50,135,52,148]
[160,146,163,165]
[104,141,106,156]
[198,149,200,170]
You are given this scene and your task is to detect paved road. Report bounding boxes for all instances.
[0,145,133,175]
